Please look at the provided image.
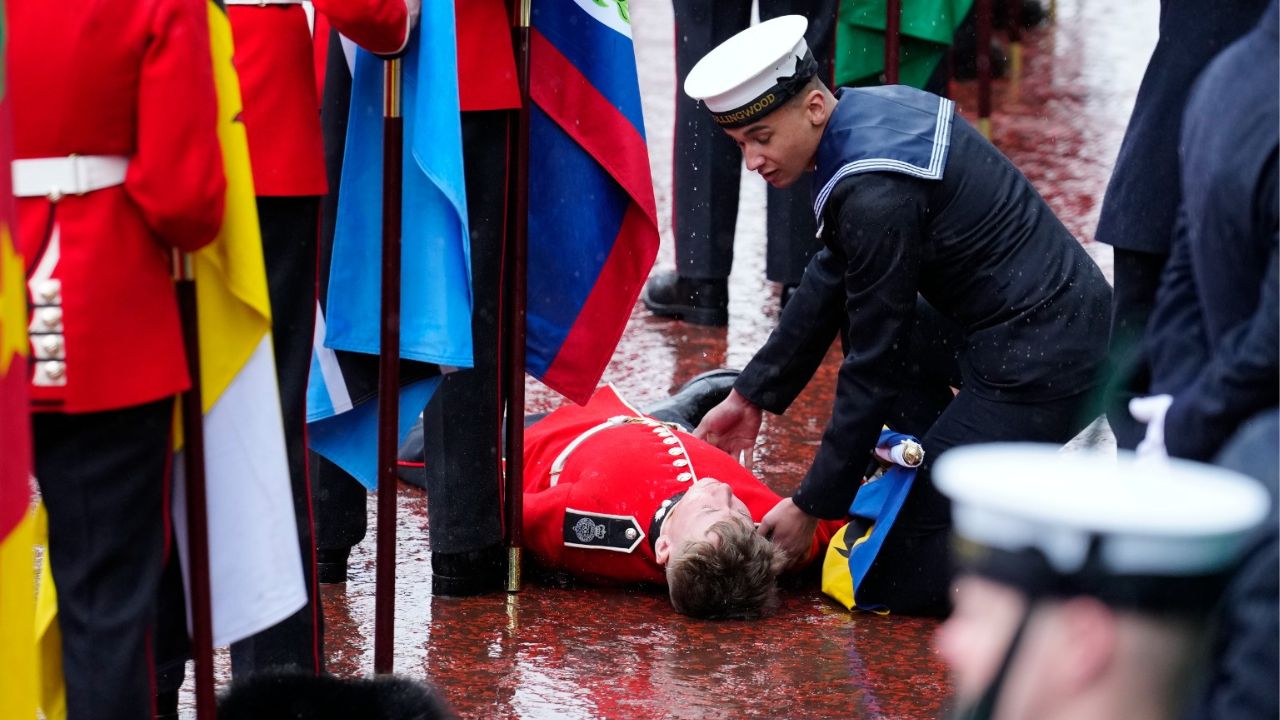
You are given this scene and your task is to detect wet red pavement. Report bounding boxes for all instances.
[183,1,1157,716]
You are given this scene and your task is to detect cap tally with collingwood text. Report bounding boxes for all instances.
[934,444,1270,613]
[684,15,818,128]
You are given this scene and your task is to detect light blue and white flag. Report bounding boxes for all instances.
[306,1,470,489]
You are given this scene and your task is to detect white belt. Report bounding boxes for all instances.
[12,155,129,201]
[224,0,304,5]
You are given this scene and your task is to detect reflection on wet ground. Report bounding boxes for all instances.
[182,1,1157,716]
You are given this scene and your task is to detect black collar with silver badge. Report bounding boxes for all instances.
[646,491,687,553]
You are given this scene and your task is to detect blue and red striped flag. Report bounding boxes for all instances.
[527,0,659,404]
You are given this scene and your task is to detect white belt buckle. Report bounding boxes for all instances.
[61,153,88,201]
[13,154,129,201]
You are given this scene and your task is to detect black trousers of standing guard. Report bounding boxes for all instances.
[671,0,836,285]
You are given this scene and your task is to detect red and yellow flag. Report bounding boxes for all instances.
[0,4,41,715]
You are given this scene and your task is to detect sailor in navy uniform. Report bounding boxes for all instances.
[933,445,1269,720]
[688,16,1112,615]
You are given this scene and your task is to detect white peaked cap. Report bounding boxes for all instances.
[935,444,1269,578]
[684,15,814,127]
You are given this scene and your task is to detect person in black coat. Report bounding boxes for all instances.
[1131,0,1278,462]
[1096,0,1268,449]
[686,16,1111,615]
[1187,409,1279,720]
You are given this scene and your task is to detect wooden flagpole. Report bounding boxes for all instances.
[976,0,994,138]
[503,0,532,594]
[373,55,403,675]
[1008,0,1024,84]
[885,0,902,84]
[174,251,216,719]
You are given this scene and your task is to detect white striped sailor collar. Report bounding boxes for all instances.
[811,87,956,236]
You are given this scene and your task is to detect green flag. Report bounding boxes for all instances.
[836,0,974,88]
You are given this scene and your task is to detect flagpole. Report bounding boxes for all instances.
[976,0,993,138]
[503,0,532,594]
[885,0,901,84]
[1007,0,1023,86]
[373,55,403,675]
[174,251,216,719]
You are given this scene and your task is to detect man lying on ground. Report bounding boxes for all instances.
[518,373,841,620]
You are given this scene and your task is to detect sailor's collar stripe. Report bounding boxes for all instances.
[812,96,955,235]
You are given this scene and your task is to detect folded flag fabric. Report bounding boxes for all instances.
[836,0,974,88]
[306,1,468,488]
[168,2,307,647]
[33,504,64,720]
[822,428,922,613]
[526,0,660,405]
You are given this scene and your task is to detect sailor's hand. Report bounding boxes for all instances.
[757,497,820,568]
[1130,394,1173,460]
[694,389,762,469]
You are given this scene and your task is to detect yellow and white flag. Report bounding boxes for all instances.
[169,2,306,647]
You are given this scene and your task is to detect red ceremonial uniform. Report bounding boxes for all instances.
[523,386,839,585]
[455,0,521,111]
[228,0,410,197]
[9,0,225,413]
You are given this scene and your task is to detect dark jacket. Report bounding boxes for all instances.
[1095,0,1269,256]
[1188,410,1279,720]
[1146,1,1279,461]
[736,87,1111,518]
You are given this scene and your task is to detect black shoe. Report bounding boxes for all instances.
[317,548,351,584]
[646,368,742,430]
[431,543,506,597]
[641,271,729,327]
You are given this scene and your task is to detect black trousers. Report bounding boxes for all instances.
[34,399,172,720]
[862,386,1097,616]
[421,110,508,555]
[229,195,324,674]
[1103,247,1167,451]
[672,0,835,284]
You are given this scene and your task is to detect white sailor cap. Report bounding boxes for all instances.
[935,444,1270,613]
[683,15,818,128]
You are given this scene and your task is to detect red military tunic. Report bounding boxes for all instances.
[523,386,840,585]
[455,0,521,112]
[228,0,411,197]
[9,0,225,413]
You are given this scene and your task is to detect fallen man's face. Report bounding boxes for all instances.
[657,477,754,558]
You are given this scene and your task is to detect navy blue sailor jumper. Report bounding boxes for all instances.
[734,86,1112,519]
